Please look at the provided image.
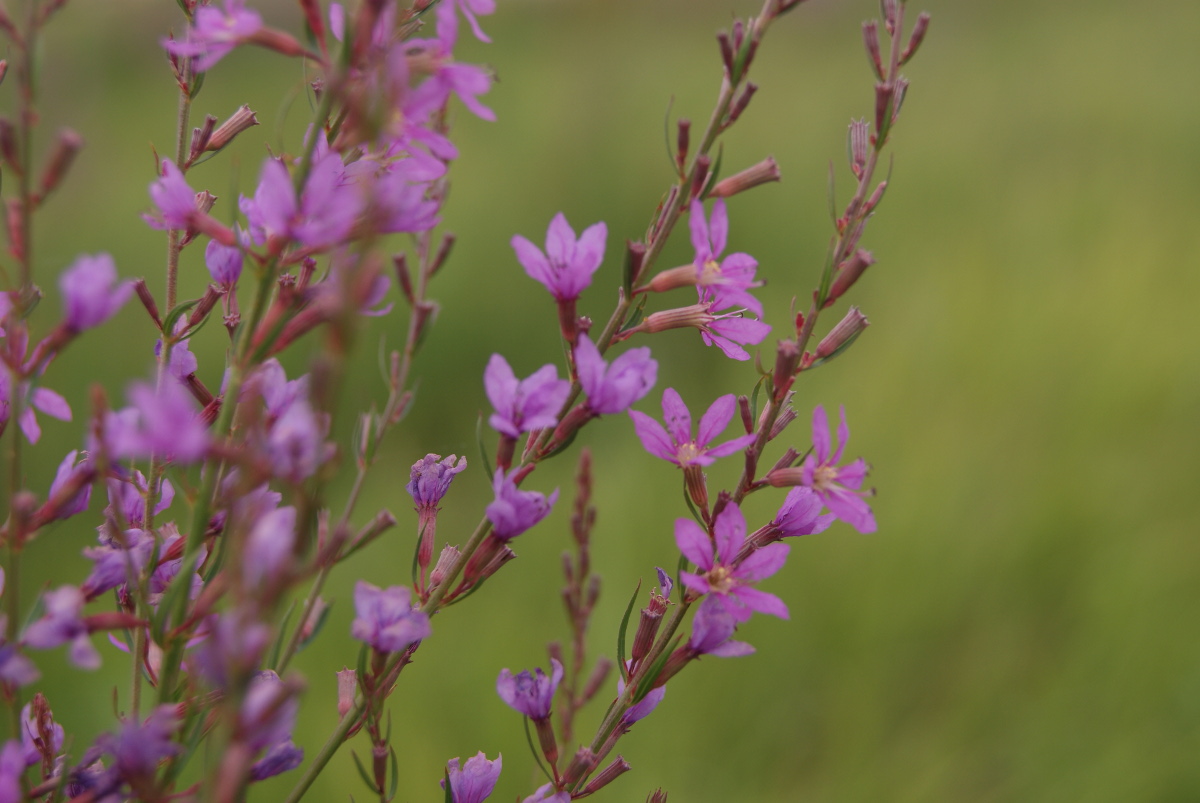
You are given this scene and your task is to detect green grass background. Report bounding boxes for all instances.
[4,0,1199,800]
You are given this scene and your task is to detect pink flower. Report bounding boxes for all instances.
[162,0,263,72]
[629,388,755,468]
[574,335,656,415]
[59,253,133,332]
[484,354,569,438]
[688,199,764,315]
[511,213,606,302]
[802,405,876,533]
[676,502,790,622]
[496,658,562,720]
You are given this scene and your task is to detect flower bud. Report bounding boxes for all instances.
[862,20,884,80]
[901,12,932,65]
[825,250,875,308]
[726,82,758,127]
[39,128,84,199]
[709,155,781,198]
[428,544,462,588]
[814,306,869,360]
[189,115,217,163]
[581,755,631,796]
[848,119,869,178]
[336,668,357,718]
[207,105,259,153]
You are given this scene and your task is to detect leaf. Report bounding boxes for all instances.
[475,413,493,474]
[266,602,297,669]
[350,750,377,793]
[523,716,553,783]
[616,580,642,679]
[161,298,200,337]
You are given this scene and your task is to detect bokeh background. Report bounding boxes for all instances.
[4,0,1199,800]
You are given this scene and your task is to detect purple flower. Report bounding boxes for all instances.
[521,785,570,803]
[21,701,64,767]
[162,0,263,72]
[241,672,298,754]
[688,199,764,315]
[574,335,656,415]
[486,469,558,540]
[0,643,39,687]
[59,253,133,332]
[770,486,835,538]
[244,506,296,588]
[92,706,181,792]
[249,740,304,781]
[407,454,467,509]
[616,661,665,724]
[629,388,756,468]
[441,752,502,803]
[511,213,606,302]
[687,596,754,657]
[0,741,24,803]
[0,370,71,445]
[632,301,771,362]
[408,21,496,122]
[676,502,789,622]
[802,405,876,533]
[106,380,208,463]
[484,354,570,438]
[239,153,362,250]
[438,0,495,43]
[205,239,244,285]
[81,528,154,600]
[266,398,323,483]
[22,586,100,669]
[496,658,562,720]
[144,159,199,231]
[351,581,430,653]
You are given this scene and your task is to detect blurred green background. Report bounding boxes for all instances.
[5,0,1200,800]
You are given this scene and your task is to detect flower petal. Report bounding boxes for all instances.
[629,411,677,462]
[660,387,691,445]
[696,394,736,448]
[674,518,713,570]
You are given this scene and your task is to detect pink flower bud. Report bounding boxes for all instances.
[336,668,357,718]
[815,306,869,360]
[709,155,781,198]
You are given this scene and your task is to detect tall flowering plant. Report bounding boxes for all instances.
[0,0,930,800]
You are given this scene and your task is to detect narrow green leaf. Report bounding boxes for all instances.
[387,745,399,801]
[350,750,377,792]
[266,602,297,669]
[476,413,493,473]
[523,716,553,783]
[616,580,642,678]
[161,299,199,337]
[298,600,334,651]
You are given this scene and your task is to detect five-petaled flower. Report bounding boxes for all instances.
[575,334,656,416]
[511,213,606,303]
[484,354,569,439]
[441,752,502,803]
[676,501,790,622]
[495,658,562,720]
[351,581,431,654]
[630,388,756,468]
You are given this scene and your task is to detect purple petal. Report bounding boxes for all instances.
[628,411,677,463]
[696,394,736,448]
[674,518,713,570]
[822,488,877,534]
[32,388,71,421]
[734,587,789,620]
[708,199,728,257]
[574,221,607,274]
[573,334,605,401]
[660,388,691,445]
[711,502,745,565]
[687,199,708,258]
[512,234,552,289]
[735,542,789,582]
[544,212,575,267]
[810,405,831,462]
[837,458,869,490]
[704,431,757,459]
[834,405,850,463]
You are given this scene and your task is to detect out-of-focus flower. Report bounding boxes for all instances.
[484,354,569,438]
[496,658,562,720]
[687,596,754,657]
[241,672,302,779]
[162,0,263,72]
[575,335,656,416]
[0,369,71,445]
[438,0,495,44]
[351,582,430,653]
[59,253,133,332]
[511,213,606,303]
[239,153,362,250]
[676,502,789,622]
[629,388,755,468]
[244,506,296,588]
[616,661,665,725]
[485,469,558,540]
[441,752,502,803]
[91,705,181,794]
[22,586,100,669]
[521,785,570,803]
[105,380,208,464]
[205,239,244,286]
[0,741,26,803]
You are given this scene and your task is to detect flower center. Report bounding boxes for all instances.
[676,442,702,466]
[707,565,734,593]
[813,464,839,490]
[699,258,722,286]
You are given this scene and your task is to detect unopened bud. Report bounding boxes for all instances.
[890,78,909,127]
[134,279,162,329]
[689,154,711,200]
[207,105,259,152]
[430,233,456,277]
[647,789,669,803]
[248,27,309,60]
[864,179,888,215]
[881,0,899,35]
[393,253,413,304]
[726,82,758,127]
[0,61,7,86]
[675,119,691,173]
[709,155,780,198]
[772,339,801,396]
[187,284,222,328]
[825,250,875,307]
[901,12,931,65]
[862,21,884,80]
[563,747,597,787]
[336,668,357,717]
[581,657,613,703]
[0,117,18,171]
[738,394,753,434]
[582,756,631,796]
[717,31,734,76]
[848,119,869,178]
[6,198,23,262]
[189,115,217,163]
[39,128,84,199]
[815,306,869,360]
[768,400,796,441]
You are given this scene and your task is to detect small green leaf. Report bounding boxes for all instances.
[161,298,200,337]
[266,602,297,669]
[616,580,643,678]
[298,600,334,651]
[476,413,493,473]
[387,744,399,801]
[443,767,454,803]
[523,716,553,783]
[350,750,377,792]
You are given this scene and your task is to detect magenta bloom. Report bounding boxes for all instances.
[351,581,430,653]
[616,661,665,724]
[438,0,495,43]
[486,469,558,540]
[239,153,362,250]
[407,454,467,509]
[511,213,606,302]
[629,388,756,468]
[676,502,789,622]
[22,586,100,669]
[162,0,263,72]
[688,199,764,315]
[144,160,200,231]
[441,752,502,803]
[47,450,92,520]
[496,658,563,719]
[574,335,656,416]
[771,486,835,538]
[701,307,771,360]
[205,239,243,285]
[687,596,754,657]
[92,706,182,793]
[408,17,496,122]
[0,371,70,445]
[484,354,570,438]
[0,741,22,802]
[803,405,876,534]
[59,253,133,332]
[521,785,570,803]
[106,380,208,463]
